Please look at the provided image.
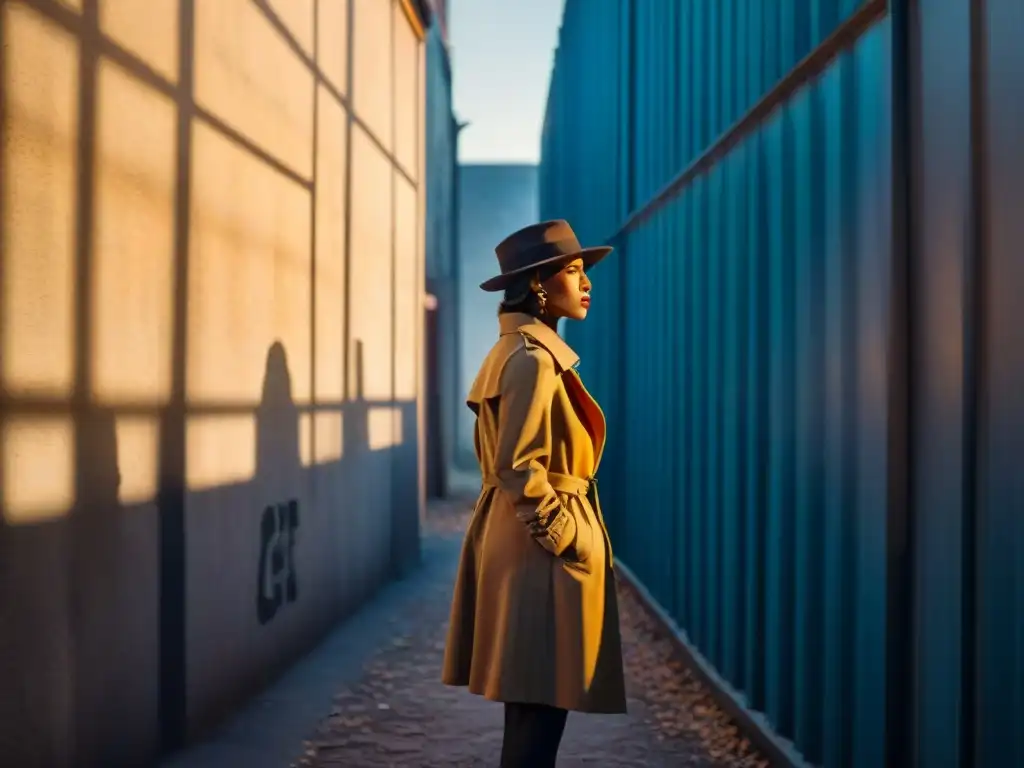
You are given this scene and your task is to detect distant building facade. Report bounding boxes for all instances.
[455,164,539,468]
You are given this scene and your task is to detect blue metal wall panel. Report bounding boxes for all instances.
[720,144,745,689]
[911,0,970,763]
[688,175,708,650]
[539,1,891,763]
[850,25,892,768]
[819,46,857,768]
[744,126,770,717]
[792,71,827,760]
[764,105,797,738]
[536,0,1019,764]
[424,27,457,283]
[979,5,1024,766]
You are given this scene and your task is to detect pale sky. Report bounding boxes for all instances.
[448,0,567,163]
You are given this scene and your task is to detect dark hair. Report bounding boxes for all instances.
[497,262,563,316]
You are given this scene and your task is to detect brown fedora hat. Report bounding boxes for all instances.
[479,219,613,292]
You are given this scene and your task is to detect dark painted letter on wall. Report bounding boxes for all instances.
[257,500,299,624]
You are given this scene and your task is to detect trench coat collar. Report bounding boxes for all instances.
[498,313,579,372]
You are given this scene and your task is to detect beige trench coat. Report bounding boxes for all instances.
[441,312,627,714]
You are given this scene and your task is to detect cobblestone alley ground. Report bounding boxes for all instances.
[289,496,770,768]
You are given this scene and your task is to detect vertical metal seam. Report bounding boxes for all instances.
[668,0,680,622]
[903,3,924,765]
[733,0,748,688]
[962,0,988,764]
[807,55,828,761]
[838,31,859,768]
[885,0,915,765]
[617,0,635,558]
[755,119,770,714]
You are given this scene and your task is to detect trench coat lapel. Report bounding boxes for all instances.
[497,313,578,370]
[498,313,607,469]
[564,370,606,472]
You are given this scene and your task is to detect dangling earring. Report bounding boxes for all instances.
[535,286,548,314]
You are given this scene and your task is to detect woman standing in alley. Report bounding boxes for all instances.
[441,220,626,767]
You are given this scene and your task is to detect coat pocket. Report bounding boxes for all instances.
[564,496,594,564]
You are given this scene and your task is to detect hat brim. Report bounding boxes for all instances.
[479,246,614,292]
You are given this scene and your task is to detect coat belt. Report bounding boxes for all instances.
[482,471,612,563]
[483,471,594,497]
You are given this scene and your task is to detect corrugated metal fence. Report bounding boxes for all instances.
[539,1,1023,767]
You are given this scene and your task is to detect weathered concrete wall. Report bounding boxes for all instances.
[0,0,427,765]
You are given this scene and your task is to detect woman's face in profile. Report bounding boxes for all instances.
[541,258,592,321]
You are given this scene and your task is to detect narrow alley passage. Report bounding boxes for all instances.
[6,1,1022,765]
[291,496,769,767]
[165,494,772,768]
[299,497,773,767]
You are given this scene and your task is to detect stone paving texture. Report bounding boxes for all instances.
[290,497,770,768]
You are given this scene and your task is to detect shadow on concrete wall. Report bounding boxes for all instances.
[0,0,421,765]
[0,341,413,768]
[254,342,302,627]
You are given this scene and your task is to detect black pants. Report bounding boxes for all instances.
[500,702,569,767]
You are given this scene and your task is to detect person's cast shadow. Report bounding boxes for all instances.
[254,341,303,626]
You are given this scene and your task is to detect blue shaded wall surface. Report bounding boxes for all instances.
[424,23,460,493]
[456,164,538,468]
[425,28,458,284]
[540,1,1024,767]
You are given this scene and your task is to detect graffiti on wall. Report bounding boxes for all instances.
[256,499,299,625]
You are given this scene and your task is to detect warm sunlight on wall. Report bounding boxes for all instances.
[99,0,179,82]
[348,125,394,400]
[353,0,393,152]
[394,176,419,399]
[314,410,344,462]
[317,0,349,95]
[2,416,74,524]
[194,0,314,179]
[393,0,419,178]
[299,411,314,466]
[1,0,427,760]
[314,87,348,402]
[368,406,402,451]
[92,59,176,405]
[267,0,315,57]
[2,0,426,506]
[188,120,312,406]
[2,5,78,397]
[185,414,256,490]
[115,416,159,504]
